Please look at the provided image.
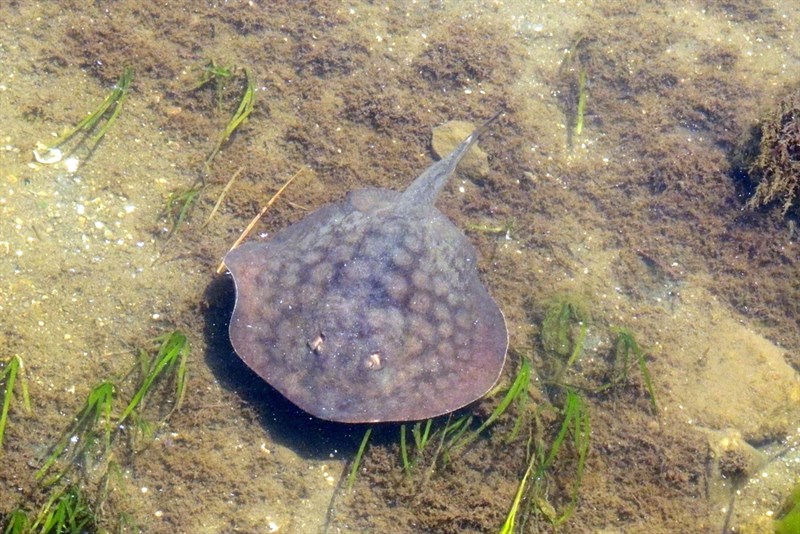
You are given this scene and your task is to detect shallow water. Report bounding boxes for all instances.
[1,1,799,532]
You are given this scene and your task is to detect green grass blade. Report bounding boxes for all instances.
[18,361,30,414]
[507,383,531,442]
[0,356,21,449]
[611,328,658,413]
[51,94,113,149]
[411,419,433,452]
[539,390,579,473]
[118,331,189,425]
[347,427,372,490]
[87,67,134,149]
[172,334,190,412]
[400,424,410,473]
[498,436,536,534]
[443,414,471,441]
[226,68,256,134]
[456,358,531,450]
[32,486,96,534]
[2,509,29,534]
[412,421,422,450]
[483,358,531,430]
[637,348,658,413]
[421,415,452,485]
[204,67,256,171]
[553,391,590,524]
[191,60,233,92]
[419,419,432,450]
[563,322,588,373]
[164,187,203,240]
[499,390,591,532]
[437,415,473,467]
[574,68,587,136]
[49,66,134,151]
[35,381,115,482]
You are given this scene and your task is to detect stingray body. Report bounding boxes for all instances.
[225,115,508,423]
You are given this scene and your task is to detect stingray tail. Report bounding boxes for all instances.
[400,111,504,207]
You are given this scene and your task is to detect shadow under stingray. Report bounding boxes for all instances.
[202,273,380,460]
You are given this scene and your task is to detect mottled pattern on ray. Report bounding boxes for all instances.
[225,115,508,423]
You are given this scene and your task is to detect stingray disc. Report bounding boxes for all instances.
[226,118,508,423]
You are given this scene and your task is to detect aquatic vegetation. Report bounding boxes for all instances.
[541,299,657,414]
[30,485,97,534]
[418,416,464,485]
[36,330,189,485]
[545,390,591,525]
[390,353,534,486]
[412,419,433,453]
[540,297,588,358]
[775,482,800,534]
[540,297,589,385]
[163,64,256,240]
[399,419,433,473]
[557,35,589,143]
[438,414,472,450]
[36,380,115,485]
[575,68,588,136]
[204,67,256,172]
[0,355,31,451]
[164,186,204,240]
[3,331,190,533]
[400,425,411,472]
[400,413,473,485]
[344,304,594,528]
[404,415,473,474]
[495,298,595,532]
[347,427,373,490]
[499,389,590,532]
[606,327,658,413]
[455,356,532,450]
[33,66,133,166]
[192,59,235,110]
[746,86,800,215]
[393,352,533,480]
[2,508,29,534]
[465,218,517,238]
[118,330,189,425]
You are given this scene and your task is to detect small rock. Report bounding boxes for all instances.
[703,427,768,510]
[705,428,767,479]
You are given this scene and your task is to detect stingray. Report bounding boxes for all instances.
[225,114,508,423]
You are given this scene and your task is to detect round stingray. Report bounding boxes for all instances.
[225,116,508,423]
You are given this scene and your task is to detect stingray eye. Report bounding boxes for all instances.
[365,352,383,370]
[308,333,326,355]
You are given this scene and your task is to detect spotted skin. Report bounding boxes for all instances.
[225,115,508,423]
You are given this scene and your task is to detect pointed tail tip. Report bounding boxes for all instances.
[485,109,506,127]
[469,110,505,143]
